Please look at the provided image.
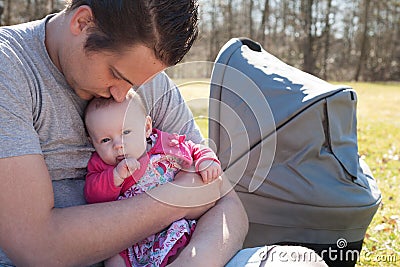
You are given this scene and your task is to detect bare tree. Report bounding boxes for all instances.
[248,0,254,39]
[48,0,54,12]
[354,0,371,81]
[208,0,220,61]
[1,0,398,81]
[0,1,4,26]
[301,0,315,75]
[258,0,269,46]
[322,0,333,80]
[227,0,233,39]
[5,0,10,25]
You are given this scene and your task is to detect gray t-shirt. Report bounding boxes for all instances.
[0,15,202,266]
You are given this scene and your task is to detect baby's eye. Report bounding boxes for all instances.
[101,138,111,143]
[123,130,131,135]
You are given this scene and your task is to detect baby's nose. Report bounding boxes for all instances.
[114,139,123,149]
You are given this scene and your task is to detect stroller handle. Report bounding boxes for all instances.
[238,37,262,52]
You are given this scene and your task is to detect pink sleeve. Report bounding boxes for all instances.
[186,141,221,172]
[84,154,122,204]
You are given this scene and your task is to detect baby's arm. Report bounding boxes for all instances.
[85,156,122,203]
[84,154,140,203]
[186,141,222,184]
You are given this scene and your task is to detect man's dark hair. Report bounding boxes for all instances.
[66,0,198,66]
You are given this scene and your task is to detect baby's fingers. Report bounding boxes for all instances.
[200,170,210,184]
[125,158,140,171]
[208,167,222,181]
[208,170,216,183]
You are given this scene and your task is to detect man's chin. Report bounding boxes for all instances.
[75,90,95,101]
[81,96,95,101]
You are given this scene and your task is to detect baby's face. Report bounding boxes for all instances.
[86,100,152,165]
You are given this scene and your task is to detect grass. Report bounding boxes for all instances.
[175,79,400,266]
[344,82,400,266]
[174,79,211,138]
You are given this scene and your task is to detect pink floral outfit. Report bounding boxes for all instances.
[84,129,220,267]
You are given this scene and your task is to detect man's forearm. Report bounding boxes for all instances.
[0,155,212,266]
[5,192,187,266]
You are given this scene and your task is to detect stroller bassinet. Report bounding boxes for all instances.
[208,38,381,247]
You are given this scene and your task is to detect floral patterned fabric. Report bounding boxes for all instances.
[118,152,196,267]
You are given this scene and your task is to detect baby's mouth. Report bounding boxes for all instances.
[116,155,125,163]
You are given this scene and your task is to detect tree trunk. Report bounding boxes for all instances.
[258,0,270,46]
[301,0,315,75]
[227,0,233,39]
[249,0,254,39]
[209,0,219,61]
[5,0,11,25]
[322,0,333,80]
[0,2,3,26]
[48,0,54,12]
[281,0,289,49]
[354,0,371,81]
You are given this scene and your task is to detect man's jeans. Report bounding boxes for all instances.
[226,245,328,267]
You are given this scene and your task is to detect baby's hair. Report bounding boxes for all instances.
[126,90,148,117]
[84,89,148,123]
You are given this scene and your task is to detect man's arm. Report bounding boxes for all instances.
[167,172,249,267]
[0,155,215,266]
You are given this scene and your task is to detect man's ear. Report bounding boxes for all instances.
[69,5,94,36]
[145,116,153,138]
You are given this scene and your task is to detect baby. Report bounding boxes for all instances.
[84,90,222,267]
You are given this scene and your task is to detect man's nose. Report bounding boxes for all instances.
[109,83,132,103]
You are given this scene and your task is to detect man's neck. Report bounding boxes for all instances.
[44,10,66,73]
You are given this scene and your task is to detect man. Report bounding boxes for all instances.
[0,1,248,266]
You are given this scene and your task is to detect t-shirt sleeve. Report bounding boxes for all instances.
[0,51,42,158]
[137,72,204,144]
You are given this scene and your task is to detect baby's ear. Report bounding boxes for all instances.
[87,136,93,144]
[145,116,153,137]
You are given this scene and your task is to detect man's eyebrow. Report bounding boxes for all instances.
[112,67,134,86]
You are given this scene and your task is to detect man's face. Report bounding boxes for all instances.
[62,44,166,103]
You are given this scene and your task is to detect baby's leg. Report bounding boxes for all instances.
[104,254,127,267]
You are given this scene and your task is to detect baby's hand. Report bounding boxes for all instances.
[113,158,140,187]
[198,160,222,184]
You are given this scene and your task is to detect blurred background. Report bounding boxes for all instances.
[0,0,398,82]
